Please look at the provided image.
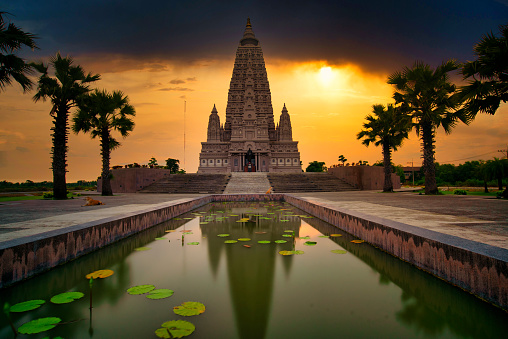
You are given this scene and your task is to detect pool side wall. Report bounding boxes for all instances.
[0,194,284,289]
[284,195,508,310]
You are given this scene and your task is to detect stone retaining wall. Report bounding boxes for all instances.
[284,195,508,310]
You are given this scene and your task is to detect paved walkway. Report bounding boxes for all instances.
[0,190,507,250]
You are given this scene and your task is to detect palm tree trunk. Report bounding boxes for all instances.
[421,121,438,194]
[497,175,503,191]
[101,130,113,196]
[382,141,393,192]
[483,179,489,193]
[52,106,68,199]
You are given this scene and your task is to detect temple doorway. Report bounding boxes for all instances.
[244,148,256,172]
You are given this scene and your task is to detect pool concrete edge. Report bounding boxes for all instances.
[284,194,508,311]
[0,193,506,311]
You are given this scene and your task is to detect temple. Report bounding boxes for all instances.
[198,18,301,173]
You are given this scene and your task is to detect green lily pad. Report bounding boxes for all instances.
[236,220,248,223]
[267,212,275,214]
[187,242,199,245]
[224,240,238,244]
[229,214,239,216]
[258,240,271,244]
[331,249,347,254]
[10,299,45,313]
[293,250,304,255]
[199,222,209,224]
[217,234,230,237]
[147,289,174,300]
[127,284,155,295]
[50,292,84,304]
[303,241,317,246]
[299,236,310,239]
[155,320,195,338]
[18,317,61,334]
[174,218,183,220]
[155,237,166,240]
[280,219,290,222]
[330,234,342,237]
[274,240,287,244]
[319,235,330,238]
[284,230,293,233]
[173,301,205,316]
[260,217,272,219]
[238,238,251,241]
[282,234,293,237]
[134,247,150,251]
[183,218,193,220]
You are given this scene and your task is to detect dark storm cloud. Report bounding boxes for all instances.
[4,0,508,73]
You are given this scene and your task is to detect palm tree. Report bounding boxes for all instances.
[32,53,100,199]
[459,24,507,117]
[388,60,469,194]
[338,155,347,165]
[357,104,410,192]
[0,11,38,92]
[73,89,135,196]
[475,160,491,193]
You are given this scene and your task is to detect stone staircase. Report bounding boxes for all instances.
[223,172,271,194]
[140,174,230,194]
[267,172,358,193]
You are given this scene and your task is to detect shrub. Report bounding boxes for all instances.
[453,189,467,195]
[43,192,54,199]
[496,190,505,199]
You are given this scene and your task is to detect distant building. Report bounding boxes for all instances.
[198,19,301,173]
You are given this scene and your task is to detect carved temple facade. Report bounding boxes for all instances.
[198,19,301,173]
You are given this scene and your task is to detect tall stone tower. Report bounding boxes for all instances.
[198,19,301,173]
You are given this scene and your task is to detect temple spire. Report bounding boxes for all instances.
[243,17,256,40]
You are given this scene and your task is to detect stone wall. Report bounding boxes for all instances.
[328,166,401,190]
[97,168,171,193]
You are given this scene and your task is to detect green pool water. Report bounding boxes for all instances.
[0,201,506,338]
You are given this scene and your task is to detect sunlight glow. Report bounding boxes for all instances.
[318,66,334,86]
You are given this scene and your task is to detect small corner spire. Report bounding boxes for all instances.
[212,104,218,113]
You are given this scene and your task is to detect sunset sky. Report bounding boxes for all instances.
[1,0,507,182]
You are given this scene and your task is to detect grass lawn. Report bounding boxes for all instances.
[438,190,500,197]
[0,193,82,202]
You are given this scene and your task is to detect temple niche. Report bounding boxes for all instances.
[198,18,301,173]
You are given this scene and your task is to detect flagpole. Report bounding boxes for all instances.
[184,100,186,171]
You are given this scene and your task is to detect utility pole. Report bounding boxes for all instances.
[498,145,507,159]
[183,100,187,169]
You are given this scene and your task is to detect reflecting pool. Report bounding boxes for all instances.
[0,201,506,338]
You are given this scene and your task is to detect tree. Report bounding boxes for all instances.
[357,104,410,192]
[486,157,508,191]
[32,53,100,199]
[0,12,38,92]
[148,157,158,167]
[73,89,135,196]
[306,161,327,172]
[475,160,491,193]
[459,24,507,117]
[165,158,180,173]
[388,60,469,194]
[338,155,347,165]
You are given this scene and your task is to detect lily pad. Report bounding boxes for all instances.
[199,222,209,224]
[18,317,61,334]
[229,214,239,216]
[282,234,293,238]
[280,219,290,222]
[217,234,230,237]
[243,245,251,248]
[238,238,251,241]
[224,240,238,244]
[173,302,205,316]
[187,242,199,245]
[331,249,347,254]
[318,235,330,238]
[236,220,248,223]
[303,241,317,246]
[274,240,287,244]
[127,284,155,295]
[134,247,150,251]
[330,234,342,237]
[351,240,365,243]
[181,230,193,233]
[155,237,166,240]
[284,230,293,233]
[258,240,271,244]
[299,236,310,239]
[50,292,84,304]
[86,269,114,279]
[155,320,195,338]
[255,231,267,234]
[10,300,45,313]
[165,230,176,233]
[183,218,193,220]
[147,289,174,300]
